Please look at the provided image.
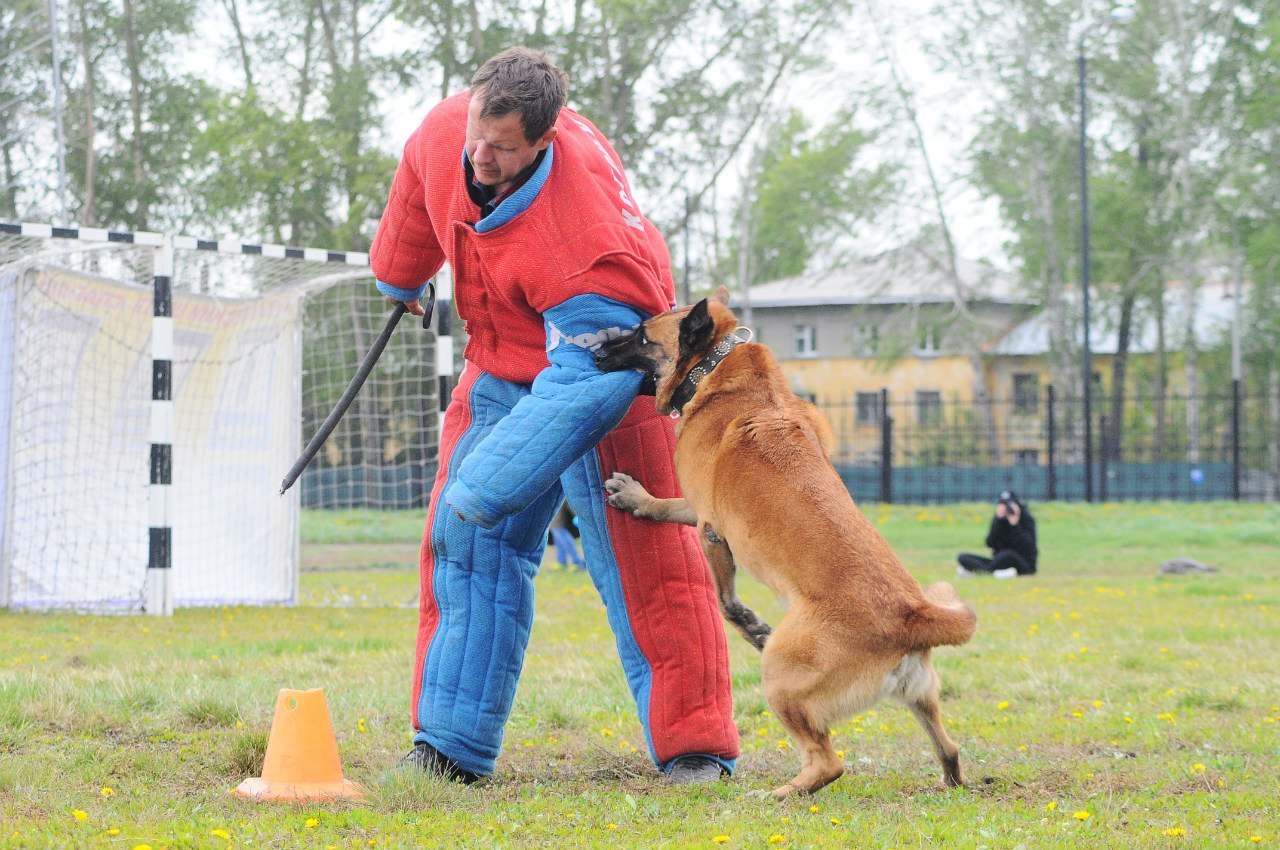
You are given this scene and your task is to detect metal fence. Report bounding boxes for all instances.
[817,382,1280,503]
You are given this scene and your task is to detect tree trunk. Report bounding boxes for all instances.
[75,0,98,226]
[121,0,148,225]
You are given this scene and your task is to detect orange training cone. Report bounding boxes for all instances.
[234,688,362,801]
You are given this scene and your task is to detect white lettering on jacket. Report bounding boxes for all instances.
[547,322,628,353]
[573,118,646,233]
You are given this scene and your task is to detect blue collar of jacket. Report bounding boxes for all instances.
[461,144,555,233]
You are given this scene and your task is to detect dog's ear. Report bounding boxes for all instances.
[679,298,716,355]
[713,285,731,305]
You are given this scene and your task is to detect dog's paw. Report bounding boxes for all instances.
[604,472,649,514]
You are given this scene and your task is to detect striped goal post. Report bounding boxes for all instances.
[0,222,450,614]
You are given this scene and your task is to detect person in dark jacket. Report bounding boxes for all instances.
[957,490,1038,578]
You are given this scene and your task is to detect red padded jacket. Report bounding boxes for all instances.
[370,92,676,384]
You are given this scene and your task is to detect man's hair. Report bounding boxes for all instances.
[471,47,569,143]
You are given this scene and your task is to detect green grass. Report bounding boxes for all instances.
[3,502,1278,848]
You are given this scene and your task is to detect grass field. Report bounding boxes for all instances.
[2,501,1278,848]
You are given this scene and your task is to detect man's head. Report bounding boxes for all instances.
[467,47,567,191]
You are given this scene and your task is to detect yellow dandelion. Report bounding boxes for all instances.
[768,836,786,845]
[211,829,231,840]
[829,817,842,826]
[1192,763,1206,773]
[780,817,790,824]
[712,836,730,844]
[107,829,121,836]
[235,720,244,729]
[133,845,152,850]
[100,787,115,797]
[72,810,88,822]
[761,710,773,717]
[1163,827,1186,836]
[809,805,820,813]
[776,739,790,749]
[607,824,618,830]
[1124,716,1134,724]
[836,750,845,759]
[600,727,614,737]
[997,701,1010,710]
[1092,700,1103,708]
[305,818,319,828]
[1250,837,1262,844]
[1073,811,1091,821]
[1045,802,1057,811]
[357,717,367,733]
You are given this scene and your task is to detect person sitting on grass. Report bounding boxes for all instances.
[957,489,1038,579]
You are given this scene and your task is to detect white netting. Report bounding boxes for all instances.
[0,229,439,611]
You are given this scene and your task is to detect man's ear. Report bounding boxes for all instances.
[679,299,716,355]
[534,125,558,151]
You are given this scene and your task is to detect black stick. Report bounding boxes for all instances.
[280,286,435,496]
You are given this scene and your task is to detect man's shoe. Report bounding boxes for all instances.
[956,564,973,577]
[993,567,1018,579]
[664,755,727,784]
[399,742,483,785]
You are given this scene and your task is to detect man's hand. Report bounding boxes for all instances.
[1007,503,1021,525]
[387,296,426,317]
[995,503,1008,520]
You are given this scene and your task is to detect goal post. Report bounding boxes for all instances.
[0,222,445,613]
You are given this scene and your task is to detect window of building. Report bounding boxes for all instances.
[916,390,942,426]
[916,325,939,354]
[856,391,882,426]
[1015,449,1039,465]
[857,324,879,356]
[1013,373,1040,415]
[793,324,817,357]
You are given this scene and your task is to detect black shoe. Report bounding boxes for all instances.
[664,755,727,784]
[399,742,483,785]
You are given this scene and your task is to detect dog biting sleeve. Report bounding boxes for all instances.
[444,294,644,528]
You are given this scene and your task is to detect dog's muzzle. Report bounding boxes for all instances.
[596,331,657,396]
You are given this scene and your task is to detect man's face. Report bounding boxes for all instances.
[465,94,556,192]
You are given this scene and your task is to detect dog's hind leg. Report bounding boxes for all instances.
[701,526,771,651]
[899,655,964,788]
[757,627,850,798]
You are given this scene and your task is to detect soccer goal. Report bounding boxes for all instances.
[0,223,445,613]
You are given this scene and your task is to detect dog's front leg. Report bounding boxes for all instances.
[700,525,772,652]
[604,472,698,526]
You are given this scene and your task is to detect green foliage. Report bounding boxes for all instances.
[747,109,896,282]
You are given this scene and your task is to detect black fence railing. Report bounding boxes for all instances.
[817,381,1280,504]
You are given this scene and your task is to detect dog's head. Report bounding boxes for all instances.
[597,285,740,414]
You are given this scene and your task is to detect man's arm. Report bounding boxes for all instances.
[370,129,446,298]
[443,294,646,528]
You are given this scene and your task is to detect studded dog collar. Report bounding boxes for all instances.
[668,332,750,415]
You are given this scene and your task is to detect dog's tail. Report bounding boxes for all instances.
[903,581,978,649]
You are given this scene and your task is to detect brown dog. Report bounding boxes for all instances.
[596,287,977,799]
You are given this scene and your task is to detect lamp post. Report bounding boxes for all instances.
[1077,6,1133,502]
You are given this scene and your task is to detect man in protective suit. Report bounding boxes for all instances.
[369,46,739,784]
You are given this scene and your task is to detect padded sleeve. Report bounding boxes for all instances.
[369,128,447,291]
[444,294,645,528]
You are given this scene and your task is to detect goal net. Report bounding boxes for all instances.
[0,224,440,612]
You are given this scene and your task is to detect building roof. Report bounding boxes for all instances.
[991,279,1246,355]
[733,246,1026,309]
